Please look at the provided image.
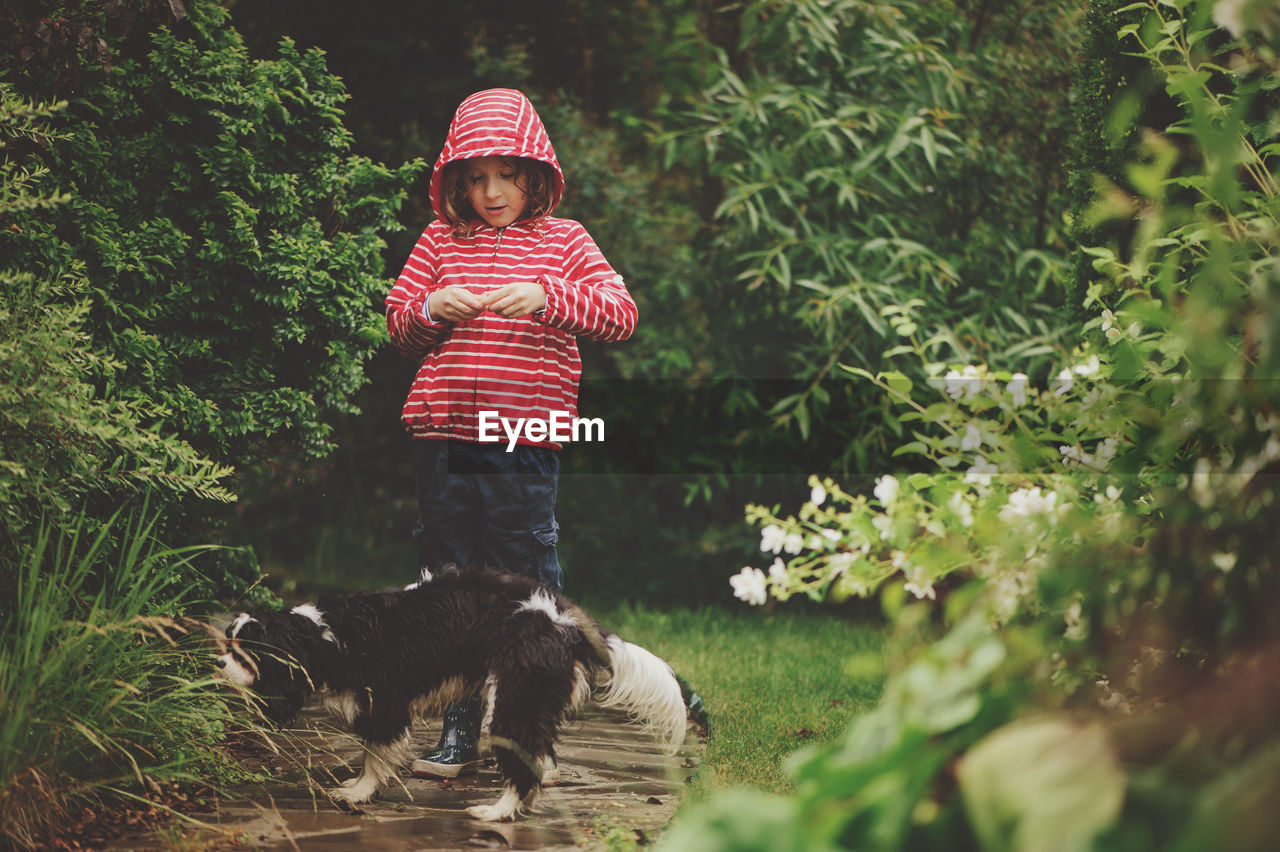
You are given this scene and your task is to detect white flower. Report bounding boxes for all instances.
[782,533,805,555]
[1102,310,1121,342]
[1212,0,1277,38]
[960,422,983,452]
[820,528,841,542]
[1074,354,1101,377]
[760,524,785,554]
[949,491,974,527]
[1097,437,1119,464]
[1064,598,1087,641]
[1100,307,1121,340]
[989,573,1024,619]
[998,486,1060,522]
[1214,0,1246,35]
[902,564,935,600]
[904,580,936,600]
[1096,678,1132,714]
[1007,372,1029,407]
[872,513,893,541]
[730,566,768,606]
[839,576,870,597]
[945,365,982,400]
[965,456,998,487]
[810,482,827,506]
[1211,552,1237,573]
[828,551,858,575]
[1059,444,1092,468]
[767,559,792,601]
[874,474,900,508]
[1052,368,1074,397]
[1190,457,1214,507]
[1095,485,1122,505]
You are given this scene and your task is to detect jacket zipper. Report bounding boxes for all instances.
[476,227,506,405]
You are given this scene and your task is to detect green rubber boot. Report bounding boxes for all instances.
[412,695,482,779]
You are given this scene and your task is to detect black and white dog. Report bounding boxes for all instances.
[214,567,687,821]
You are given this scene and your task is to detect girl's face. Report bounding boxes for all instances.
[464,156,529,228]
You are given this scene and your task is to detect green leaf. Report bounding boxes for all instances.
[892,441,929,457]
[877,370,913,396]
[839,365,877,382]
[920,126,938,172]
[958,717,1125,852]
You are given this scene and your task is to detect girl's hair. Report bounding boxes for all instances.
[439,156,558,237]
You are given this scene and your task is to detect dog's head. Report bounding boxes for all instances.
[213,611,317,725]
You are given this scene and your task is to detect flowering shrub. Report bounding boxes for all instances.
[732,335,1142,630]
[691,3,1280,848]
[732,0,1280,662]
[731,314,1173,636]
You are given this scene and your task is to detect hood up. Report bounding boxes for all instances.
[427,88,565,222]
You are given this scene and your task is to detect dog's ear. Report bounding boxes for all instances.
[235,617,267,642]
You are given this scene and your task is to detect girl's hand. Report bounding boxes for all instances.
[428,285,487,322]
[484,282,547,318]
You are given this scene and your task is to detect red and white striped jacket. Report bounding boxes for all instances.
[386,89,637,448]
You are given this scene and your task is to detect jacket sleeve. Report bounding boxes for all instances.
[386,226,450,360]
[536,223,637,342]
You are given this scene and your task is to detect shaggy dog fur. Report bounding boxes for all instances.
[214,567,687,821]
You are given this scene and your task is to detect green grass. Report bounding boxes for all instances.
[588,601,885,805]
[0,510,254,850]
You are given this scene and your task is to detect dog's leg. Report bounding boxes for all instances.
[538,750,560,786]
[468,783,528,821]
[330,729,414,805]
[467,660,569,821]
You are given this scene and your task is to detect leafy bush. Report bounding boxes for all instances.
[5,2,421,464]
[1,2,420,591]
[732,0,1279,657]
[654,0,1081,469]
[0,82,234,586]
[680,1,1280,849]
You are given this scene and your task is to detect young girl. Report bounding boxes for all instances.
[385,88,637,778]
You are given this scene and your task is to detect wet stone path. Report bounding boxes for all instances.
[107,704,702,851]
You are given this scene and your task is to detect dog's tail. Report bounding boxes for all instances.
[560,603,685,753]
[594,633,687,752]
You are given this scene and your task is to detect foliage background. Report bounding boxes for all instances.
[209,0,1087,604]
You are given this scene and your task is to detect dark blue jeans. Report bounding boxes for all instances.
[412,439,563,592]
